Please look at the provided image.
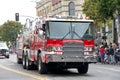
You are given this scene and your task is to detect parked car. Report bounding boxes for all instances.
[0,42,9,58]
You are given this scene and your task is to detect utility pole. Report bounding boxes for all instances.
[102,22,107,43]
[113,10,119,44]
[114,10,120,48]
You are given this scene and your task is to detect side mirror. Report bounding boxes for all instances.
[83,34,93,39]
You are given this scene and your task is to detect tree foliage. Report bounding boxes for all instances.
[0,21,23,43]
[82,0,120,29]
[82,0,102,29]
[97,0,116,20]
[82,0,100,20]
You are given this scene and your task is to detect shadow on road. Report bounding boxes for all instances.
[46,69,92,77]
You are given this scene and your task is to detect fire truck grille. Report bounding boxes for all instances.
[63,42,84,57]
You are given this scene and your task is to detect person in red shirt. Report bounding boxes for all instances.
[99,46,105,64]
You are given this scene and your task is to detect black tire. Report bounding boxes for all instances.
[26,54,32,70]
[22,54,26,69]
[17,55,22,64]
[77,63,89,74]
[38,55,48,74]
[6,55,9,58]
[17,58,22,64]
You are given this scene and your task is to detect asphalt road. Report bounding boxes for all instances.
[0,54,120,80]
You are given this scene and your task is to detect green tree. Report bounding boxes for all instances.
[83,0,115,20]
[82,0,99,20]
[82,0,120,24]
[97,0,117,21]
[0,20,23,43]
[82,0,120,43]
[82,0,103,30]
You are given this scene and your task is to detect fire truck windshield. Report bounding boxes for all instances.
[46,21,94,39]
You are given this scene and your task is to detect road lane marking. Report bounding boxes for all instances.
[0,64,47,80]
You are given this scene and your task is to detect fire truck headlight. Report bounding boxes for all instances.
[84,52,90,55]
[52,46,62,51]
[84,47,93,51]
[84,47,94,55]
[46,46,53,52]
[46,46,62,52]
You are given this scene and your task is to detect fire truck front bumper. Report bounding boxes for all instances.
[44,54,97,63]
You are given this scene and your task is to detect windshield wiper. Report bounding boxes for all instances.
[72,26,81,39]
[61,31,70,40]
[73,31,81,39]
[61,25,82,40]
[61,26,71,40]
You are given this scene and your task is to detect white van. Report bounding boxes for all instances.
[0,42,9,58]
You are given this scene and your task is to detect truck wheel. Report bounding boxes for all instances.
[17,58,22,64]
[26,54,32,70]
[17,55,22,64]
[6,55,9,58]
[38,56,48,74]
[77,63,89,74]
[22,54,26,69]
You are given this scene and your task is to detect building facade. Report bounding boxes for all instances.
[36,0,84,17]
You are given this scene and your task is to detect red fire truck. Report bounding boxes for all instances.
[16,16,97,74]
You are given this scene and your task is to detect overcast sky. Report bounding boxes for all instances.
[0,0,37,25]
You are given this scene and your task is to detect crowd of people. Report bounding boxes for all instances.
[95,42,120,64]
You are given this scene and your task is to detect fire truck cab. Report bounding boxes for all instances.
[20,15,97,74]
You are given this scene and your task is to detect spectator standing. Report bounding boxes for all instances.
[95,44,100,62]
[104,47,110,64]
[104,42,108,48]
[99,46,105,64]
[113,43,119,63]
[109,46,115,64]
